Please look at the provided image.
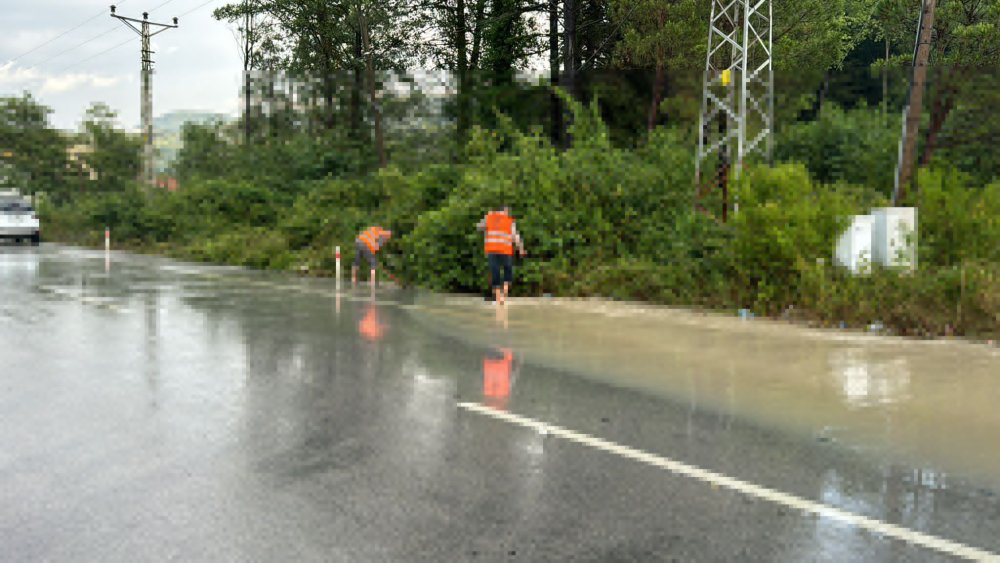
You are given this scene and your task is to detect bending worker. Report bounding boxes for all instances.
[352,225,392,286]
[476,205,527,305]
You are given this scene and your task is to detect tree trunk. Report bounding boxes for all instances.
[648,59,666,132]
[351,26,364,143]
[920,87,954,167]
[470,0,487,69]
[242,8,253,143]
[647,9,667,133]
[549,0,561,147]
[896,0,938,204]
[323,77,337,131]
[487,0,516,84]
[882,35,889,122]
[244,69,252,142]
[359,6,386,167]
[817,73,829,113]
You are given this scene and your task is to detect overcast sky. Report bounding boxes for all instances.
[1,0,243,131]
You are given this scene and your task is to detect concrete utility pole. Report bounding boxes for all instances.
[110,5,178,189]
[695,0,773,221]
[893,0,937,205]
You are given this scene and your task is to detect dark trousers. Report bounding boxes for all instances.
[487,253,513,289]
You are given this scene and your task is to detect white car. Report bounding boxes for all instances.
[0,193,41,245]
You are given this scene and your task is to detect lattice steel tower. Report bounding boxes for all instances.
[695,0,773,219]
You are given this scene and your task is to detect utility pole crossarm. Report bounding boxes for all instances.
[109,4,179,190]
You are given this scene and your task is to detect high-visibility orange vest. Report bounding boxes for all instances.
[484,212,514,256]
[358,226,385,255]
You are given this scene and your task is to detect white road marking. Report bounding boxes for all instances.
[457,401,1000,562]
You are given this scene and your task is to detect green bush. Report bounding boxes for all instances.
[775,105,899,195]
[727,163,882,313]
[182,226,292,270]
[917,169,1000,267]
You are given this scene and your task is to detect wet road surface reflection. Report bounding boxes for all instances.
[2,245,1000,561]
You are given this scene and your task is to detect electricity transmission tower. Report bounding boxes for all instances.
[110,5,178,189]
[694,0,773,220]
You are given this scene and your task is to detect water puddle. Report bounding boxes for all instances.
[410,294,1000,488]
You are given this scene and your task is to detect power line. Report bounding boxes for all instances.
[39,0,208,75]
[177,0,225,19]
[19,0,182,72]
[4,0,130,65]
[149,0,182,14]
[55,36,135,74]
[25,26,127,70]
[30,0,224,78]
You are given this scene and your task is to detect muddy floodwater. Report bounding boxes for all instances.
[411,294,1000,489]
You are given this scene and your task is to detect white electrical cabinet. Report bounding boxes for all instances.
[834,214,874,274]
[871,207,917,270]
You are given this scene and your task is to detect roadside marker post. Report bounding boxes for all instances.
[335,246,342,290]
[105,227,110,252]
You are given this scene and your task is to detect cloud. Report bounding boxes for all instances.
[41,72,121,94]
[0,61,42,88]
[0,62,120,94]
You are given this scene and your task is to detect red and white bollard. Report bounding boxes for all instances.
[104,227,110,252]
[335,245,341,289]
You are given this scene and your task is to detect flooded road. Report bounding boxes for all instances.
[2,245,1000,561]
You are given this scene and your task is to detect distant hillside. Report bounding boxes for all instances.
[154,111,233,174]
[154,111,231,135]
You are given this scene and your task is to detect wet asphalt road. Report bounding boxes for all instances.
[2,245,1000,562]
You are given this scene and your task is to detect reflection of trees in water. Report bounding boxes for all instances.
[179,290,420,479]
[792,464,956,561]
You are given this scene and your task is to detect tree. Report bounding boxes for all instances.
[771,0,873,120]
[78,103,142,193]
[356,0,387,167]
[869,0,1000,191]
[213,0,280,142]
[174,121,234,182]
[0,94,69,198]
[611,0,703,132]
[418,0,488,142]
[481,0,537,86]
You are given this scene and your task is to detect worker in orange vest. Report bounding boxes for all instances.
[476,205,526,305]
[352,225,392,286]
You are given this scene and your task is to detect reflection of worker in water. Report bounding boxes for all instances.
[358,303,386,342]
[483,348,517,411]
